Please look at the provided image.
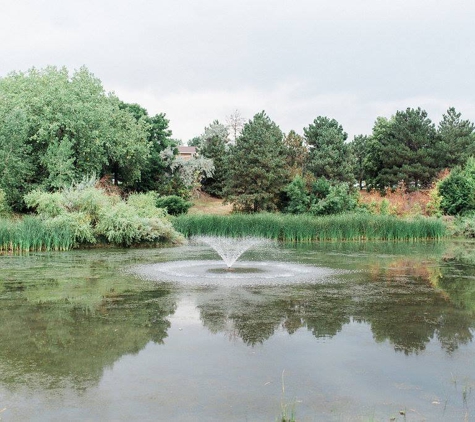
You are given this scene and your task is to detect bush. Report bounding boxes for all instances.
[438,163,475,216]
[310,183,358,216]
[127,192,166,218]
[156,195,192,216]
[22,181,182,248]
[95,202,177,246]
[284,176,310,214]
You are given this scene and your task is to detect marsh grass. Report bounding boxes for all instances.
[173,213,446,242]
[0,216,73,252]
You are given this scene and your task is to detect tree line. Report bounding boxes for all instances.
[196,108,474,214]
[1,66,474,214]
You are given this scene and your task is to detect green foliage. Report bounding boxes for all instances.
[20,180,182,249]
[0,66,150,209]
[170,155,215,197]
[311,177,331,199]
[173,213,446,242]
[224,111,290,212]
[0,216,74,252]
[284,176,310,214]
[199,120,229,197]
[284,176,357,216]
[438,158,475,215]
[0,189,11,216]
[24,190,65,217]
[0,108,33,209]
[120,102,184,195]
[366,108,439,190]
[310,183,358,216]
[451,217,475,238]
[349,134,370,189]
[156,195,192,216]
[283,130,307,177]
[304,116,354,183]
[127,192,166,218]
[437,107,475,169]
[95,202,176,246]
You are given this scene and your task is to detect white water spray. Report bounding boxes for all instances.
[195,236,266,268]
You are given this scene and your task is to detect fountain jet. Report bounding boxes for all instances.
[195,236,266,268]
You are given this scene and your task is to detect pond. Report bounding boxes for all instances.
[0,240,474,421]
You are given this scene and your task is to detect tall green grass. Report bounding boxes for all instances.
[172,213,446,242]
[0,216,73,252]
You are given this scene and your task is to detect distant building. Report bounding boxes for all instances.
[177,146,197,160]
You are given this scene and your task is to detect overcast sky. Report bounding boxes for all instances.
[1,0,474,142]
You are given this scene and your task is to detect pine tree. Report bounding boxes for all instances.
[437,107,475,169]
[304,116,354,184]
[366,108,439,190]
[224,112,290,212]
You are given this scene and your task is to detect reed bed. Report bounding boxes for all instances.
[0,216,73,252]
[172,213,446,242]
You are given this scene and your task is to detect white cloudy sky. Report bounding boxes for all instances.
[1,0,474,142]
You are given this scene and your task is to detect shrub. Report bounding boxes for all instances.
[156,195,192,216]
[438,162,475,216]
[127,192,166,218]
[22,181,183,248]
[284,176,310,214]
[50,212,96,244]
[24,190,65,217]
[95,202,179,246]
[310,183,358,215]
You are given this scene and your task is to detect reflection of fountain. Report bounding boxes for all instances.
[194,236,266,268]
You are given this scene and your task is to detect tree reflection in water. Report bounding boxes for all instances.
[0,243,474,391]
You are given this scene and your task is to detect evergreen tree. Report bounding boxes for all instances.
[304,116,354,184]
[366,108,439,190]
[224,112,290,212]
[349,134,370,190]
[437,107,475,169]
[283,130,308,177]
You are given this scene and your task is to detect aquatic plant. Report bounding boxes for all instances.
[173,213,446,242]
[0,216,73,252]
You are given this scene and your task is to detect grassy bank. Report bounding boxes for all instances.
[172,213,446,242]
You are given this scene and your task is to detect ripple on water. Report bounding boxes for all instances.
[129,260,349,286]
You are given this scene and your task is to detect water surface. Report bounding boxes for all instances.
[0,241,474,421]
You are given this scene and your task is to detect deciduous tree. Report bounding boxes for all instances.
[0,66,150,208]
[199,120,229,197]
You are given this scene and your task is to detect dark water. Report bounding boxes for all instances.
[0,241,474,421]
